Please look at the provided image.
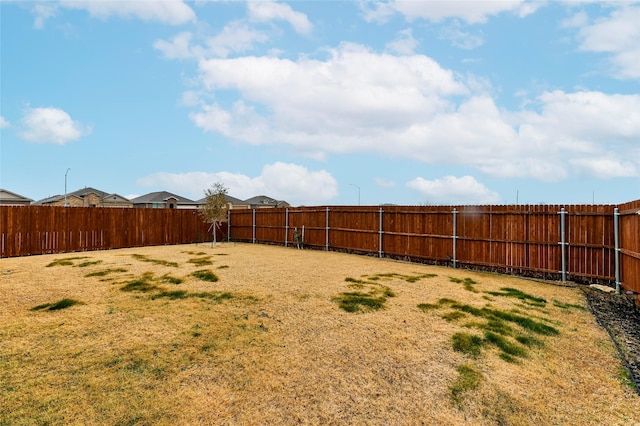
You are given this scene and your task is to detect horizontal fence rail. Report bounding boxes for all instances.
[2,201,638,299]
[228,202,639,298]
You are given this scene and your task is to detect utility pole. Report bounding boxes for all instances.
[64,168,70,207]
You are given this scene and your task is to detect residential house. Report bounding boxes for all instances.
[131,191,198,209]
[0,189,33,206]
[33,187,132,208]
[244,195,290,209]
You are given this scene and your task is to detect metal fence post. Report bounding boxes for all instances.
[559,207,567,282]
[285,208,289,247]
[614,207,621,294]
[379,207,383,258]
[452,208,457,268]
[252,209,256,244]
[325,207,330,251]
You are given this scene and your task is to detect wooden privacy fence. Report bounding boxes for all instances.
[0,206,213,257]
[1,202,638,297]
[227,201,640,297]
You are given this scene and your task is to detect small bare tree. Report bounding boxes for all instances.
[199,182,229,246]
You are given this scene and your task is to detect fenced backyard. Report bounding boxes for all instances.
[1,200,639,296]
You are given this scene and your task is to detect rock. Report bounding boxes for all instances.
[589,284,616,294]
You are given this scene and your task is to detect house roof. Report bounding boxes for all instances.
[0,189,33,203]
[130,191,196,204]
[32,194,64,205]
[196,194,246,204]
[244,195,289,207]
[68,187,108,198]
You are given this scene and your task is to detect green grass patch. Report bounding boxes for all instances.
[484,331,529,359]
[151,290,234,303]
[617,366,636,390]
[450,364,483,406]
[85,268,128,277]
[453,303,560,336]
[131,254,178,268]
[515,334,545,348]
[46,256,90,267]
[31,298,82,311]
[442,311,467,322]
[76,260,103,268]
[188,257,213,266]
[192,270,219,282]
[452,332,483,358]
[486,287,546,307]
[120,273,160,292]
[552,299,587,311]
[160,274,183,285]
[336,276,396,313]
[334,292,387,313]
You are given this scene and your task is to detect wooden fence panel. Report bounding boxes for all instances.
[0,206,211,257]
[619,200,640,297]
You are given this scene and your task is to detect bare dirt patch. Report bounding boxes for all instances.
[1,243,639,425]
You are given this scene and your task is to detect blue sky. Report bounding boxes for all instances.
[1,0,639,206]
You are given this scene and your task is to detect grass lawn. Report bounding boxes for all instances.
[1,243,638,425]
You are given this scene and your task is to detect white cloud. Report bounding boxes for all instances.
[204,21,269,58]
[58,0,196,25]
[137,162,338,206]
[573,5,640,79]
[0,116,10,128]
[570,157,638,179]
[31,2,57,29]
[364,0,535,24]
[18,107,92,144]
[183,43,639,182]
[386,28,419,55]
[407,176,500,205]
[439,21,484,49]
[155,23,269,60]
[247,0,313,35]
[154,32,197,59]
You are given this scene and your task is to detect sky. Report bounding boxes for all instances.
[1,0,639,206]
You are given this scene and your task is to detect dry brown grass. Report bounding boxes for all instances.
[1,243,638,425]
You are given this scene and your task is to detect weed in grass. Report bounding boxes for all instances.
[450,364,483,406]
[442,311,467,322]
[120,275,159,293]
[31,298,82,311]
[486,287,547,307]
[131,254,178,268]
[192,270,219,282]
[365,272,437,283]
[188,257,213,266]
[334,292,387,313]
[85,268,128,277]
[217,265,229,269]
[46,256,89,267]
[452,332,483,358]
[617,366,636,390]
[450,277,479,292]
[151,290,188,300]
[151,290,234,303]
[552,299,587,311]
[336,277,396,313]
[76,260,102,268]
[417,303,440,311]
[182,251,207,255]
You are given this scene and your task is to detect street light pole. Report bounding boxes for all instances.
[349,183,360,206]
[64,168,70,207]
